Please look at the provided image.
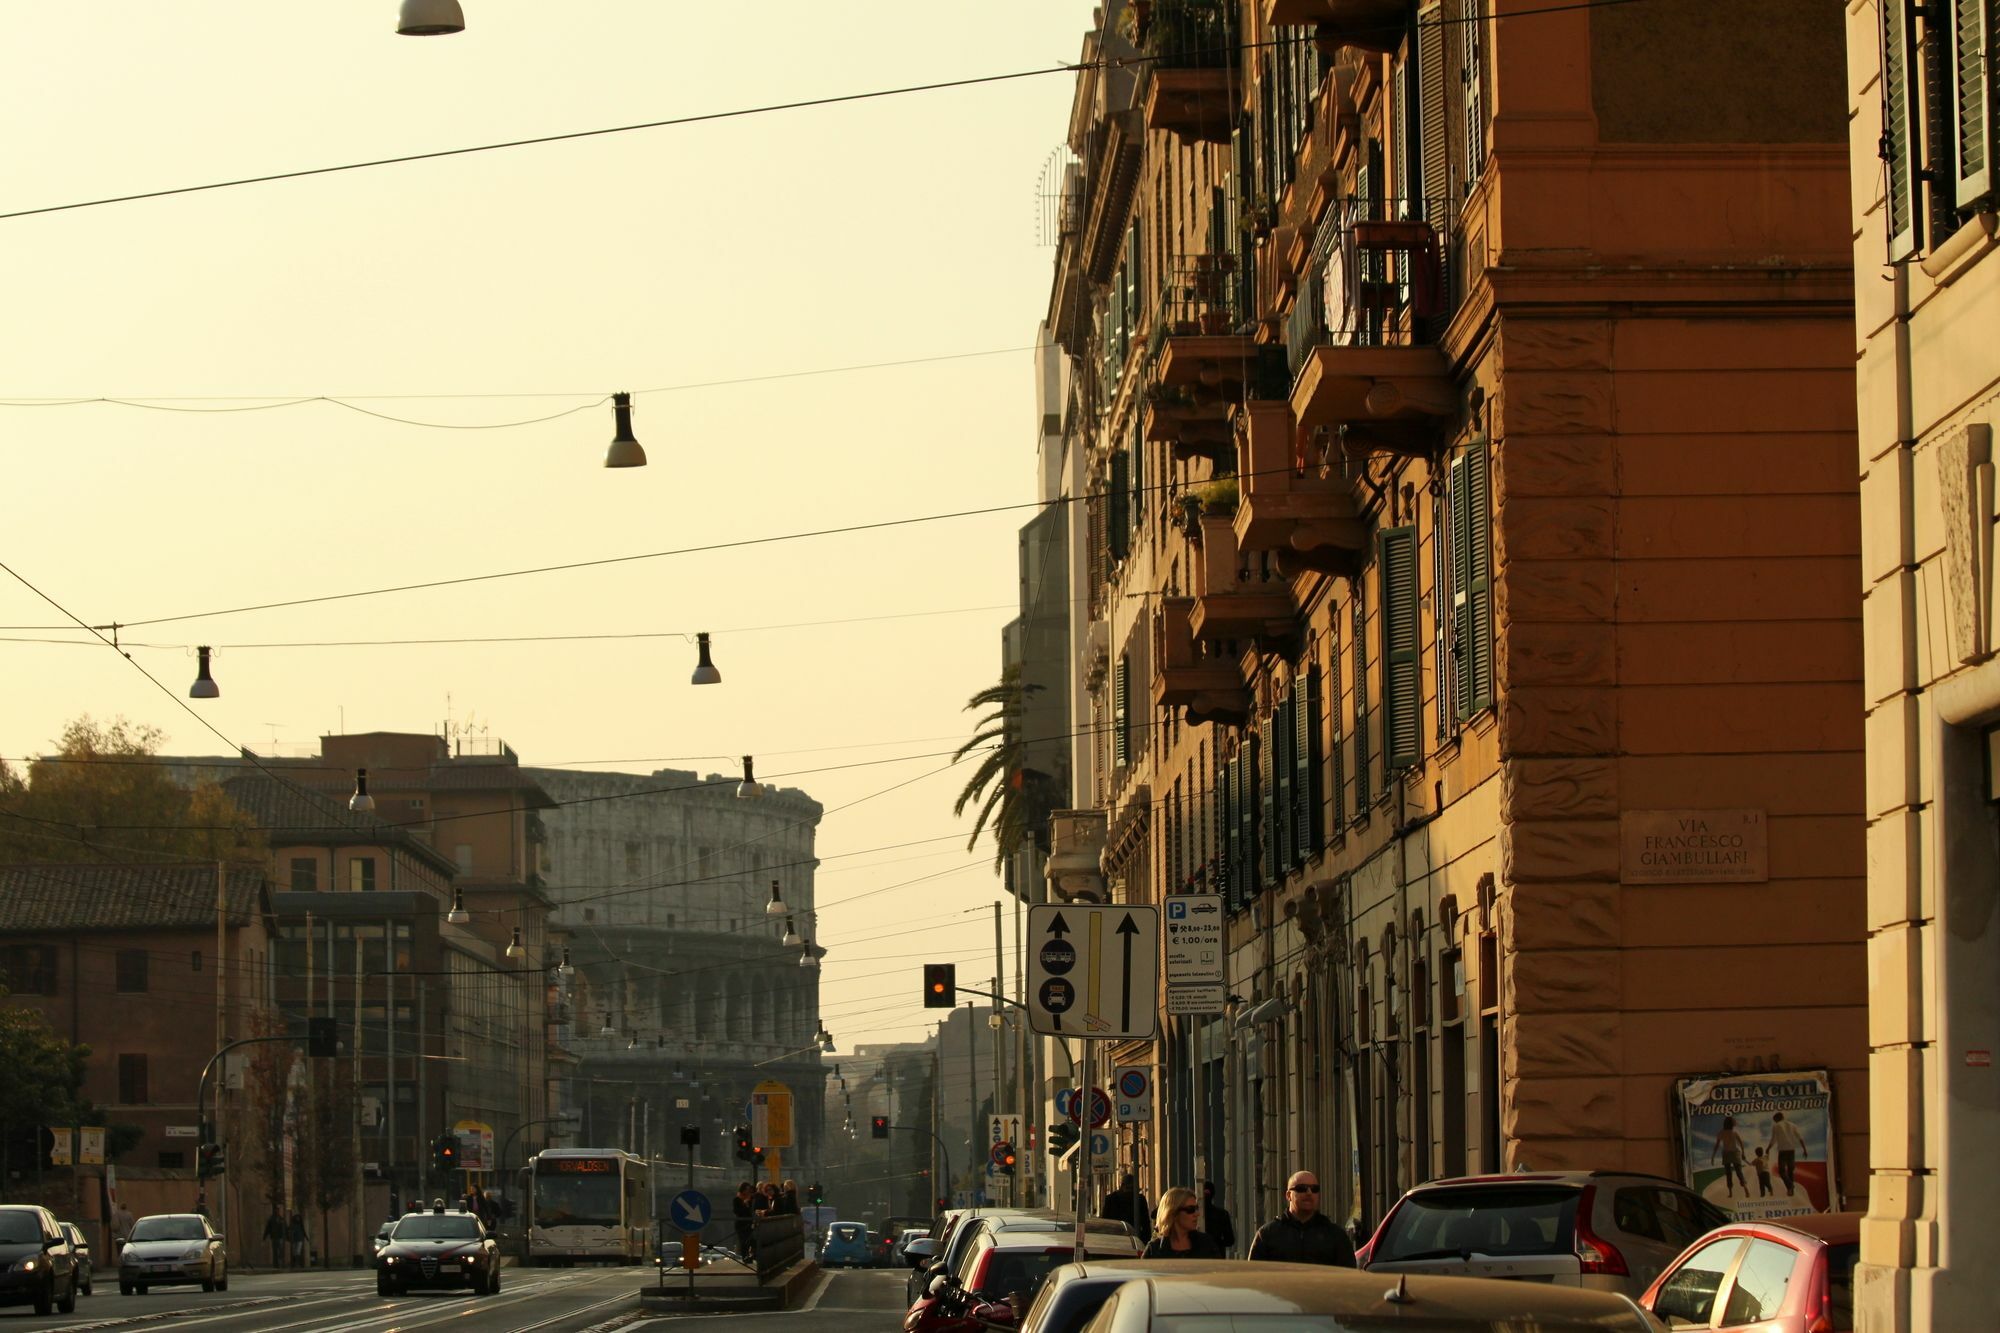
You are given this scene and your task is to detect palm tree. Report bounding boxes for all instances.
[953,667,1062,871]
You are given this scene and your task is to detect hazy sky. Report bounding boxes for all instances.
[0,1,1086,1060]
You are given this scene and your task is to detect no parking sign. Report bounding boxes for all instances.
[1114,1066,1152,1122]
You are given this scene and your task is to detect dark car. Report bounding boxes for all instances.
[60,1222,93,1296]
[0,1204,80,1315]
[119,1213,226,1294]
[376,1208,500,1296]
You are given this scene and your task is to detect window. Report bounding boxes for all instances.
[1292,665,1323,858]
[0,944,58,996]
[624,841,642,876]
[1723,1238,1801,1325]
[290,857,317,890]
[1461,0,1486,186]
[1352,590,1372,808]
[1880,2,1998,261]
[115,949,149,993]
[1448,441,1495,719]
[190,949,202,973]
[1378,526,1423,771]
[1113,654,1132,767]
[118,1053,149,1104]
[350,858,377,892]
[1653,1237,1744,1327]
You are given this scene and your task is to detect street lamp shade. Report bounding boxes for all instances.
[783,915,801,948]
[189,646,220,699]
[690,631,721,685]
[446,890,471,926]
[736,755,765,800]
[626,1033,639,1050]
[505,926,525,960]
[765,880,786,918]
[599,1011,616,1037]
[348,769,375,813]
[799,941,819,971]
[396,0,464,35]
[604,391,646,468]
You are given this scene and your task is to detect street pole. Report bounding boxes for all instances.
[990,971,1002,1204]
[1075,1036,1092,1255]
[213,861,228,1251]
[964,1003,976,1202]
[352,933,365,1266]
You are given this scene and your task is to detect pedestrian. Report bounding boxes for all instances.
[1201,1181,1236,1255]
[1100,1173,1151,1237]
[263,1209,285,1268]
[779,1179,800,1215]
[1247,1171,1355,1266]
[1767,1111,1806,1197]
[111,1203,134,1263]
[1140,1187,1224,1259]
[733,1182,756,1259]
[287,1211,307,1269]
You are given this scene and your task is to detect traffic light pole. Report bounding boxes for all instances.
[1075,1037,1092,1257]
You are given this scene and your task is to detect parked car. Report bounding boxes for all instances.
[1075,1266,1662,1333]
[373,1221,396,1256]
[821,1221,876,1269]
[909,1226,1146,1333]
[1019,1259,1309,1333]
[1361,1171,1730,1298]
[60,1222,93,1296]
[375,1207,499,1296]
[1639,1211,1861,1331]
[119,1213,226,1295]
[0,1204,80,1315]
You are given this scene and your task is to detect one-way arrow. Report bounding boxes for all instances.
[1117,914,1139,1032]
[1047,912,1070,938]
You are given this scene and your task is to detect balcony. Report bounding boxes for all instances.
[1152,253,1259,394]
[1261,0,1406,53]
[1140,3,1238,144]
[1152,597,1250,724]
[1286,198,1456,446]
[1190,512,1296,645]
[1144,387,1235,465]
[1233,400,1368,576]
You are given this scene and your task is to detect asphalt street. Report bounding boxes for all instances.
[0,1266,913,1333]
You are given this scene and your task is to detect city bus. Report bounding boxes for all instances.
[520,1148,654,1265]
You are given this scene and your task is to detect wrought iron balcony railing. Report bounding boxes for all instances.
[1285,196,1455,375]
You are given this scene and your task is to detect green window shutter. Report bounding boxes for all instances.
[1379,526,1423,772]
[1952,0,1995,208]
[1235,748,1256,904]
[1464,442,1495,713]
[1461,0,1485,186]
[1294,666,1321,858]
[1352,590,1372,809]
[1328,623,1347,834]
[1433,490,1451,741]
[1108,451,1130,562]
[1276,692,1296,875]
[1219,751,1236,908]
[1113,654,1131,767]
[1257,716,1277,890]
[1129,431,1145,535]
[1883,0,1925,260]
[1418,3,1449,208]
[1449,451,1472,721]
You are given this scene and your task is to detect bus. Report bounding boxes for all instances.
[520,1148,653,1265]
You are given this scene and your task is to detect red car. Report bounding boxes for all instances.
[1638,1211,1860,1331]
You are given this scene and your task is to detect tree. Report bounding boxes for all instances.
[299,1059,358,1265]
[0,990,91,1181]
[0,716,263,864]
[952,668,1062,871]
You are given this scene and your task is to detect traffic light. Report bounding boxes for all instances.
[680,1125,702,1147]
[307,1016,340,1058]
[1048,1121,1079,1157]
[922,963,956,1008]
[753,1146,766,1166]
[809,1182,823,1206]
[734,1125,754,1162]
[197,1143,226,1179]
[433,1132,460,1174]
[995,1142,1016,1174]
[871,1115,890,1140]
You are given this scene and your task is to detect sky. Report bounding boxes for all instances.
[0,1,1088,1059]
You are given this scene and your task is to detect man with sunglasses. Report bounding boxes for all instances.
[1246,1172,1356,1267]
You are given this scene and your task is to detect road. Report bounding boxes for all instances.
[1,1266,912,1333]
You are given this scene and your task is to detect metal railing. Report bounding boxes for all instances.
[1285,196,1456,374]
[751,1212,803,1279]
[1142,0,1238,68]
[1151,252,1247,361]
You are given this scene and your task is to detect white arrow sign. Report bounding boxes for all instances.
[1027,903,1159,1040]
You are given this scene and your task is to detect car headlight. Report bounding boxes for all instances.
[15,1258,38,1273]
[184,1247,208,1261]
[384,1256,398,1265]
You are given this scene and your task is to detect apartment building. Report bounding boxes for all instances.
[1844,1,2000,1328]
[1039,0,1869,1238]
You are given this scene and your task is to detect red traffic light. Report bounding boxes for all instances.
[871,1116,890,1139]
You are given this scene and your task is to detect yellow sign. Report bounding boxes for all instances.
[49,1129,72,1167]
[79,1127,106,1165]
[751,1080,793,1150]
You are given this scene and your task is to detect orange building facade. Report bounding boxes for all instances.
[1036,0,1871,1238]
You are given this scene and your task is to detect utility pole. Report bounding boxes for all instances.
[214,861,229,1251]
[964,1003,976,1202]
[352,933,365,1266]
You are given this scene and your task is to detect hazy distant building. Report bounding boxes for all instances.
[526,766,826,1182]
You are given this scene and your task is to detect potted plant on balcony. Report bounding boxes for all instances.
[1194,477,1238,515]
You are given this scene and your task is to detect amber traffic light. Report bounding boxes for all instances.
[923,963,956,1008]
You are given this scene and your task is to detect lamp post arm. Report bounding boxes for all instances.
[195,1034,299,1143]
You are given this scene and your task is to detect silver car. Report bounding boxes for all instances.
[1360,1171,1729,1298]
[119,1214,227,1295]
[59,1223,93,1296]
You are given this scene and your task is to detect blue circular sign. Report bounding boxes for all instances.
[1118,1069,1148,1098]
[1039,940,1076,974]
[668,1189,712,1232]
[1038,978,1074,1014]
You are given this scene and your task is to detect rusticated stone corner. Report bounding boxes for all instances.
[1498,623,1617,687]
[1508,1011,1624,1078]
[1497,686,1618,756]
[1501,881,1621,950]
[1507,948,1622,1013]
[1495,317,1614,373]
[1502,820,1621,883]
[1499,370,1616,435]
[1507,1136,1630,1174]
[1496,435,1616,499]
[1503,758,1619,820]
[1496,560,1616,625]
[1494,498,1617,562]
[1505,1075,1625,1140]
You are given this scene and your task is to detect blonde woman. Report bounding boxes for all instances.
[1140,1186,1224,1259]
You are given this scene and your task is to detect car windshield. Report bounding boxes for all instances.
[1372,1186,1580,1261]
[394,1216,481,1241]
[0,1214,43,1244]
[979,1249,1074,1300]
[130,1217,206,1242]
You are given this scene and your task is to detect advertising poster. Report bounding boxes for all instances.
[1675,1071,1837,1220]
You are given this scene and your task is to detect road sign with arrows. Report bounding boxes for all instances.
[1027,903,1159,1039]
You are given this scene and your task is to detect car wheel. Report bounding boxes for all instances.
[34,1280,53,1316]
[57,1275,78,1314]
[137,1282,149,1295]
[201,1273,216,1292]
[216,1267,228,1293]
[120,1281,134,1296]
[376,1276,392,1297]
[489,1268,502,1294]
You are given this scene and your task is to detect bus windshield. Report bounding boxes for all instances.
[534,1161,622,1229]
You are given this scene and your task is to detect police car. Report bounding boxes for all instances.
[375,1202,500,1296]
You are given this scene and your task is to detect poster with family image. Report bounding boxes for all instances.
[1675,1070,1837,1220]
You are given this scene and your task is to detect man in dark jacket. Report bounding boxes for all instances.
[1100,1174,1150,1236]
[1201,1181,1236,1254]
[1247,1172,1355,1266]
